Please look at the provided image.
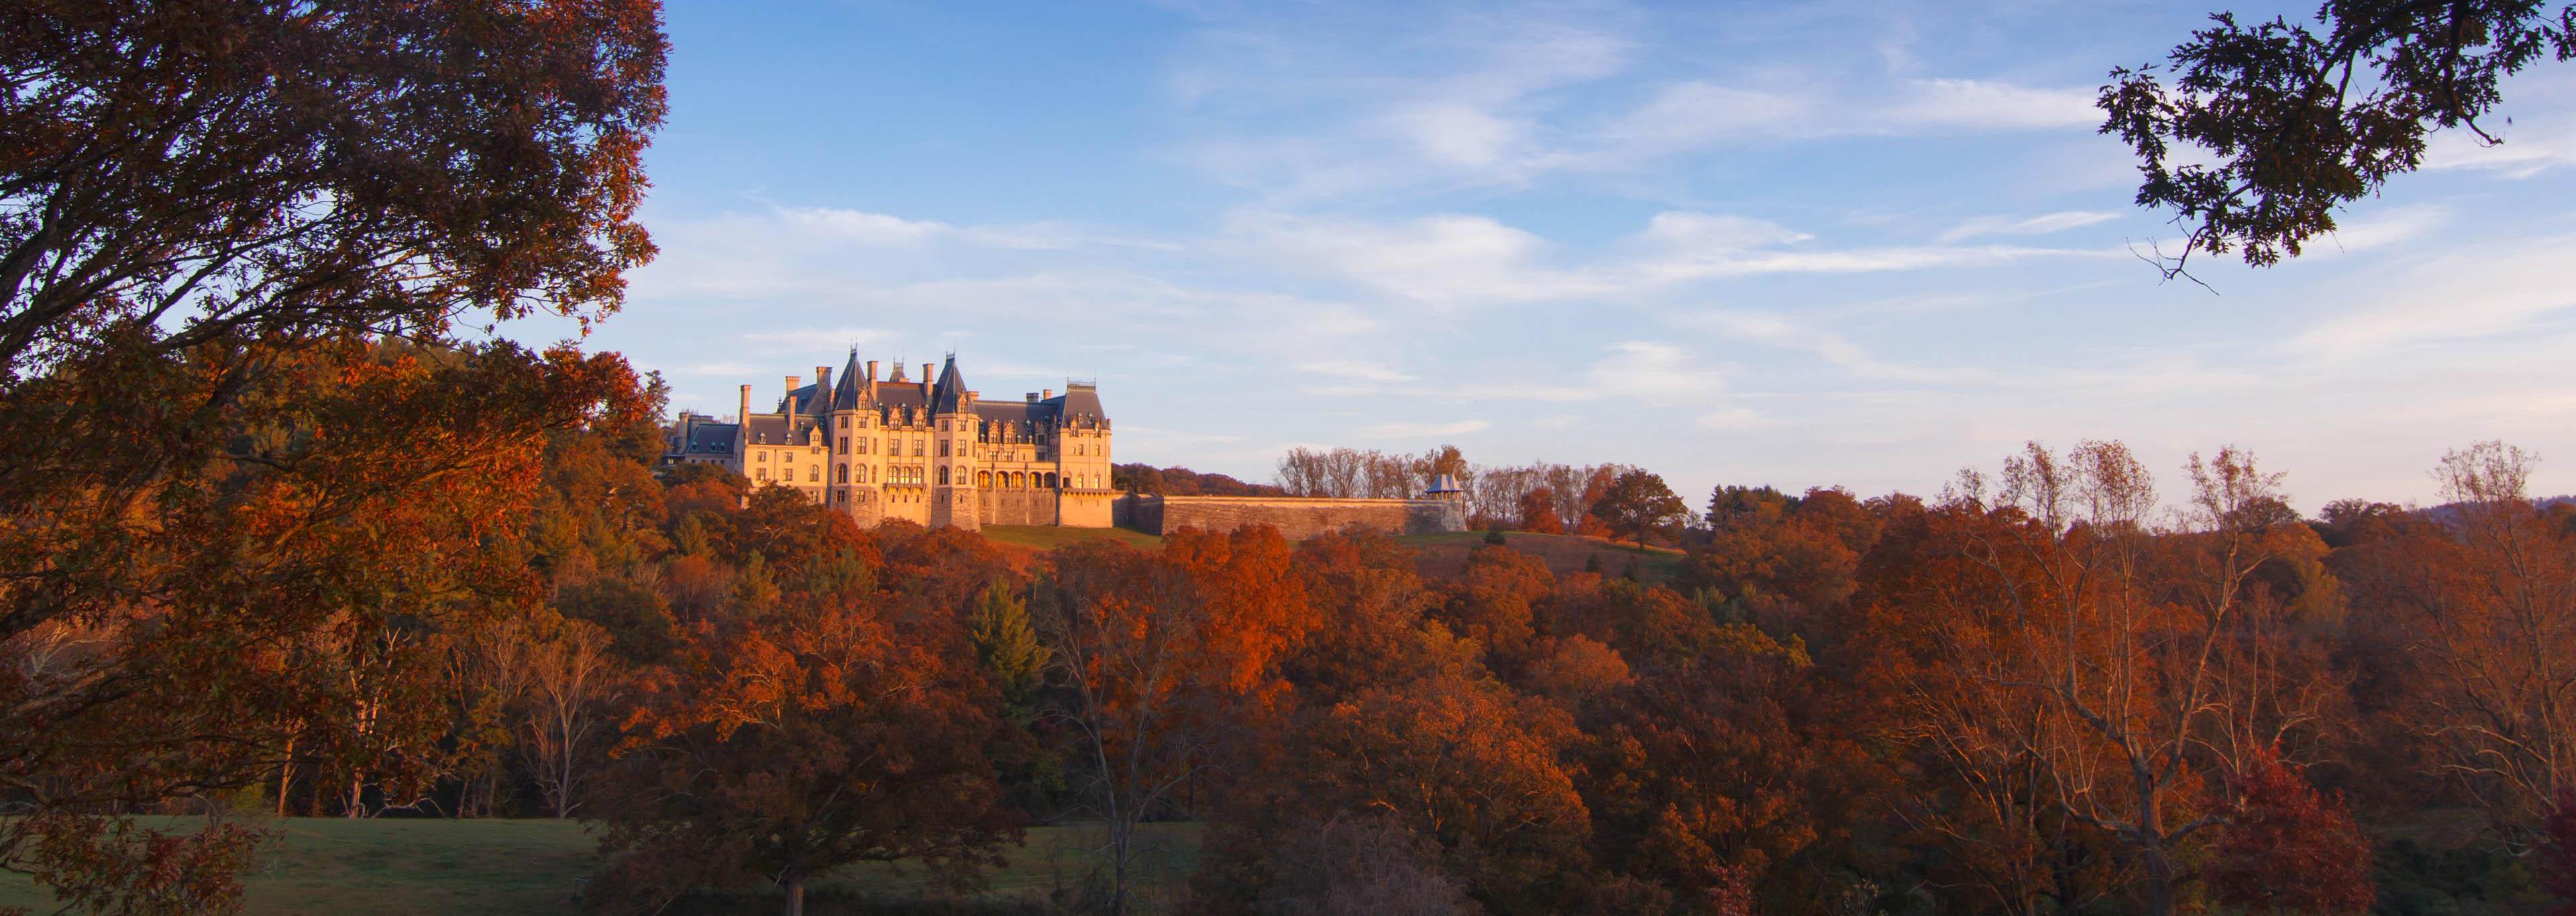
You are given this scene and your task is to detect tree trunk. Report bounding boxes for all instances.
[2137,766,2174,916]
[782,872,805,916]
[275,756,293,817]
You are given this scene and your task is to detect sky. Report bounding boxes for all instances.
[523,0,2576,513]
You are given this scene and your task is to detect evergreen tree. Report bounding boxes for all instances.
[970,580,1048,705]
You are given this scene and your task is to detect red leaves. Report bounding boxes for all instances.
[2203,746,2375,915]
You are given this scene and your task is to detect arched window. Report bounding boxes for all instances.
[808,467,818,482]
[977,470,992,488]
[1044,472,1058,489]
[937,466,949,486]
[836,464,848,484]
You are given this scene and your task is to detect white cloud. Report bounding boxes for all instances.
[1383,101,1529,168]
[2303,204,2449,258]
[1585,341,1727,404]
[672,361,766,376]
[1297,360,1415,383]
[1939,210,2119,242]
[2288,236,2576,360]
[1591,81,1813,154]
[739,326,892,347]
[1236,209,2105,309]
[1359,419,1492,439]
[2425,121,2576,179]
[1889,79,2100,131]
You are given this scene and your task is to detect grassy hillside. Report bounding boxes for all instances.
[0,818,1200,915]
[1398,530,1685,584]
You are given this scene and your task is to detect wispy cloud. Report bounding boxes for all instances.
[1297,360,1415,383]
[1359,419,1492,439]
[2288,236,2576,360]
[1888,79,2100,131]
[1939,211,2118,242]
[2426,121,2576,179]
[739,326,892,347]
[1234,209,2104,309]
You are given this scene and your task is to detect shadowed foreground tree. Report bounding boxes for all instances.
[0,340,651,910]
[2103,1,2575,276]
[594,587,1017,916]
[0,0,666,908]
[1034,528,1313,915]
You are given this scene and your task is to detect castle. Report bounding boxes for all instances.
[664,352,1115,530]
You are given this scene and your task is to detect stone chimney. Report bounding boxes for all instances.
[815,365,830,390]
[866,360,879,383]
[1026,392,1038,403]
[737,384,750,425]
[1042,388,1053,399]
[920,363,933,384]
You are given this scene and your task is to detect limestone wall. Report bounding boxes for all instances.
[1060,491,1116,528]
[1120,495,1466,540]
[976,489,1055,526]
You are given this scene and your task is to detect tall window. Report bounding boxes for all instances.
[938,441,949,458]
[838,436,849,452]
[836,465,848,484]
[938,466,949,486]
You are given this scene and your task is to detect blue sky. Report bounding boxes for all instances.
[537,0,2576,510]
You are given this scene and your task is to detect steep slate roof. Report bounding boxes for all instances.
[679,419,737,454]
[1055,384,1106,423]
[833,350,864,409]
[743,415,814,446]
[931,354,968,413]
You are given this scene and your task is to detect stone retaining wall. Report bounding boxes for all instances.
[1118,495,1466,540]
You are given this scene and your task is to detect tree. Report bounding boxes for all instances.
[1256,670,1591,915]
[1517,487,1566,534]
[598,588,1016,916]
[2544,788,2576,915]
[2344,442,2576,840]
[2102,2,2575,276]
[2202,746,2375,915]
[1,1,665,906]
[1874,442,2300,915]
[969,580,1048,709]
[0,339,651,906]
[1034,529,1315,914]
[526,616,616,820]
[1589,470,1688,548]
[0,0,665,377]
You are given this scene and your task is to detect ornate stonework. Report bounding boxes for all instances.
[663,353,1115,529]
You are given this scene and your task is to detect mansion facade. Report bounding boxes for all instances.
[664,352,1114,530]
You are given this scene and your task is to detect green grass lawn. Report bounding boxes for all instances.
[0,818,1201,915]
[979,525,1163,552]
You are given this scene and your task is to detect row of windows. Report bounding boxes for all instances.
[749,464,1105,490]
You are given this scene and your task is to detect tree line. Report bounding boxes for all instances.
[11,1,2576,913]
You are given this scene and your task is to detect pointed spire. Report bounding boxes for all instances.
[834,348,863,409]
[932,352,967,413]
